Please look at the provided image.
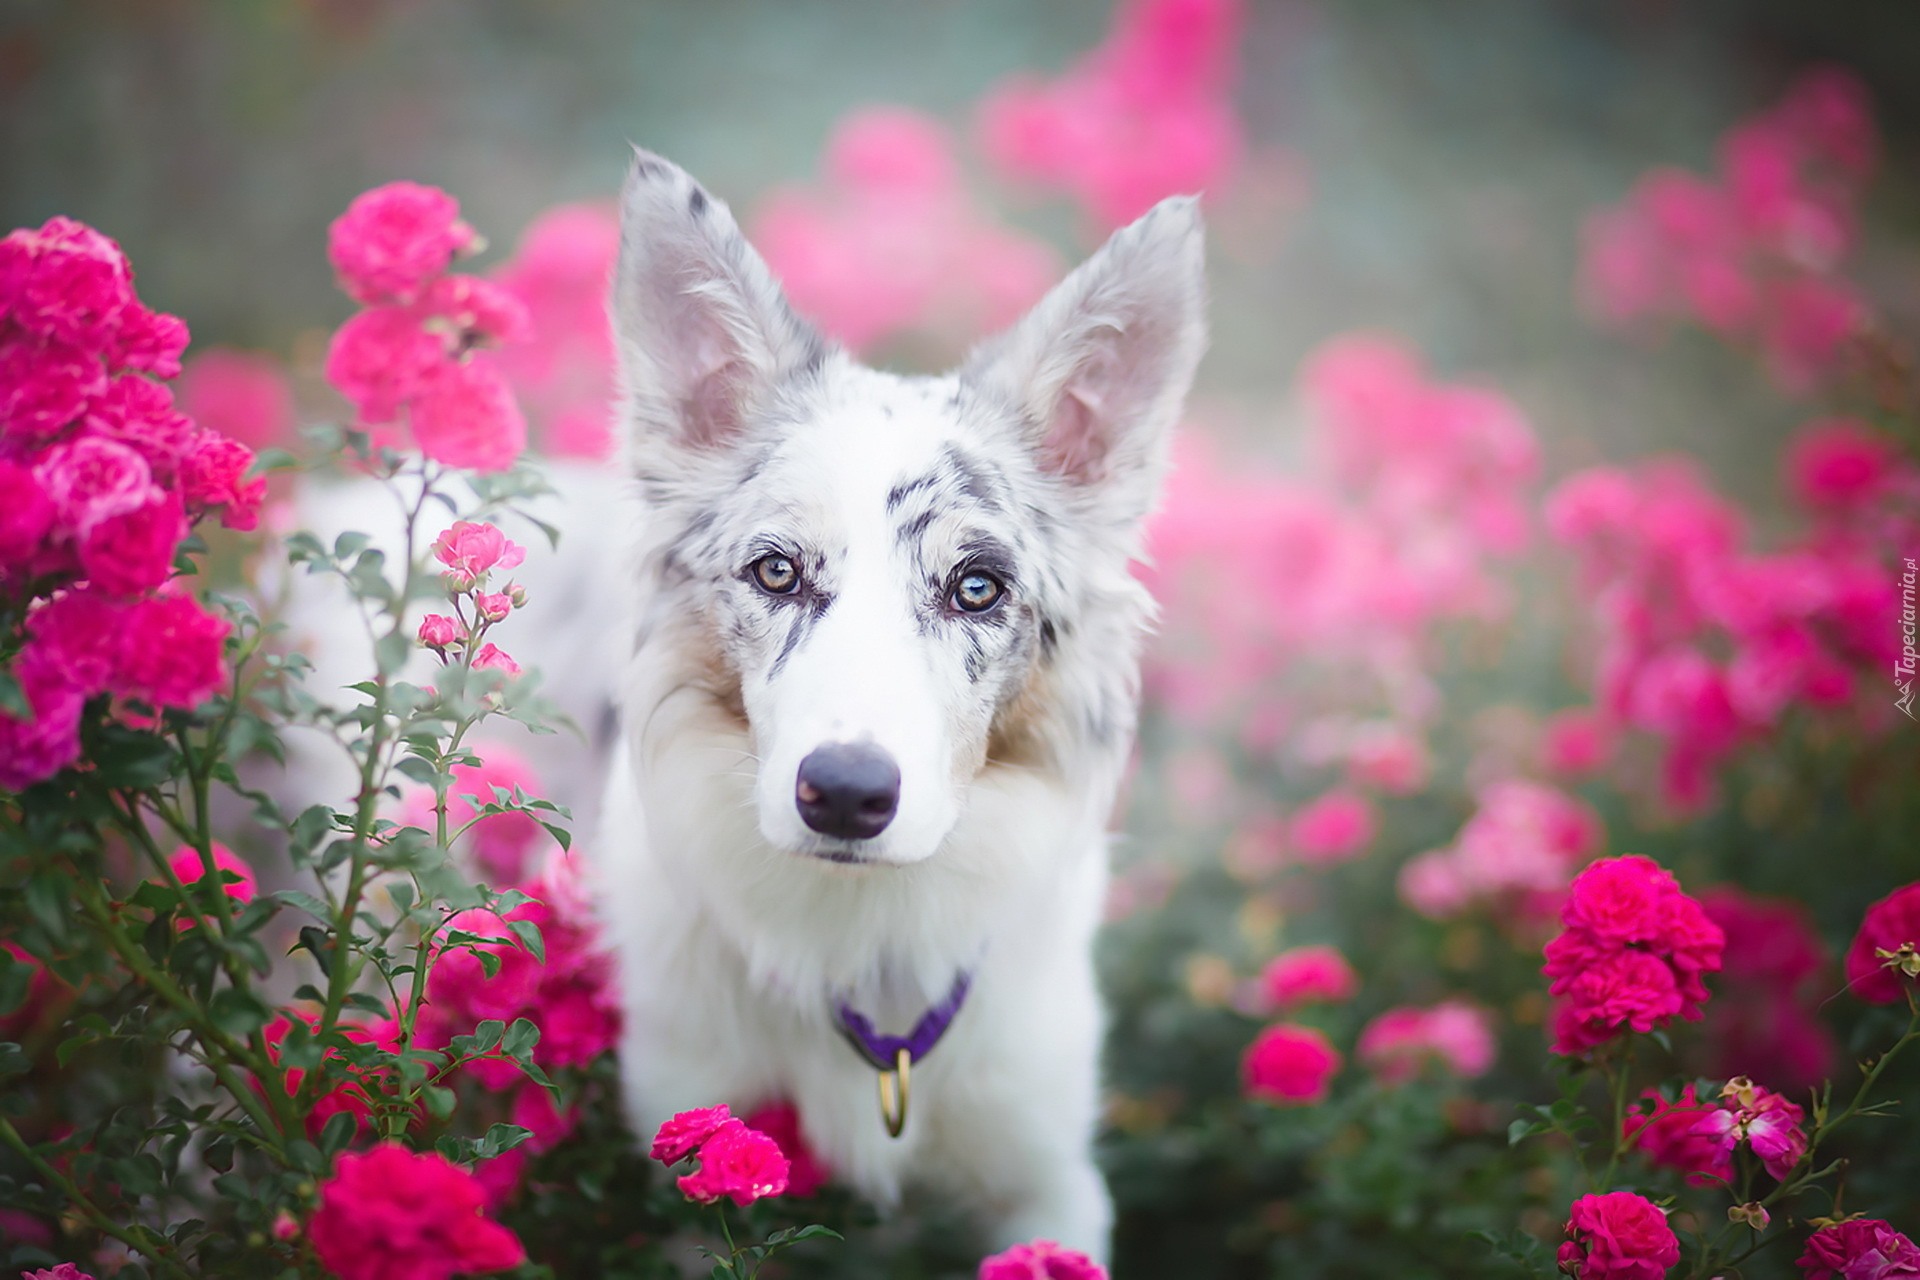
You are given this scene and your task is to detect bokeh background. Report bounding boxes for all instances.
[5,2,1920,1277]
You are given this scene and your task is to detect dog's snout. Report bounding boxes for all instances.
[795,744,900,841]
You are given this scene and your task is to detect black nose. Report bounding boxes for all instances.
[795,743,900,840]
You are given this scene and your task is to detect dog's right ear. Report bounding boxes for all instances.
[612,149,827,454]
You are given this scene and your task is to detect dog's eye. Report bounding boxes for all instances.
[751,554,800,595]
[952,570,1004,613]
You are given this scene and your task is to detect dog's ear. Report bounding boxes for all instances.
[961,196,1206,521]
[612,149,827,454]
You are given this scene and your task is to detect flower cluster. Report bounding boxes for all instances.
[489,202,621,460]
[753,107,1060,354]
[1698,887,1836,1093]
[1355,1001,1496,1084]
[1622,1084,1734,1187]
[1541,855,1725,1056]
[977,0,1245,230]
[1240,1022,1341,1105]
[1579,66,1876,390]
[648,1104,791,1207]
[307,1142,525,1280]
[0,216,256,788]
[1846,882,1920,1005]
[1797,1219,1920,1280]
[418,520,529,674]
[1399,780,1604,923]
[324,183,529,472]
[978,1239,1108,1280]
[1558,1191,1680,1280]
[1546,437,1906,812]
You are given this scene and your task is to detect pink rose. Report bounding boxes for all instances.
[12,216,135,350]
[418,613,463,650]
[0,331,106,444]
[0,652,85,790]
[1259,945,1358,1010]
[324,303,449,425]
[1621,1085,1732,1187]
[470,643,521,677]
[651,1104,735,1165]
[177,348,296,451]
[22,1265,97,1280]
[743,1101,831,1198]
[1845,883,1920,1004]
[0,459,56,570]
[179,431,266,531]
[1559,1191,1680,1280]
[979,1238,1108,1280]
[35,433,162,537]
[431,521,526,583]
[1356,1001,1496,1083]
[168,842,257,908]
[328,182,476,306]
[422,275,533,348]
[1288,789,1376,865]
[24,588,129,693]
[1785,417,1896,513]
[674,1118,790,1207]
[409,356,527,474]
[79,490,186,597]
[1241,1022,1340,1105]
[85,373,196,486]
[442,747,551,885]
[108,303,190,379]
[1797,1219,1920,1280]
[116,593,231,709]
[308,1143,524,1280]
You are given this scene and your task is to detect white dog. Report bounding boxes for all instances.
[594,150,1206,1263]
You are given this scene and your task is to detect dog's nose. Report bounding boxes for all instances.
[795,743,900,840]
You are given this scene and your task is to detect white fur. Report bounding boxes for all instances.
[595,150,1206,1263]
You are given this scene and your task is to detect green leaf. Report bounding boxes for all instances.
[507,918,545,964]
[502,1017,541,1061]
[376,629,413,677]
[423,1085,457,1121]
[209,988,273,1038]
[0,669,29,720]
[273,888,334,921]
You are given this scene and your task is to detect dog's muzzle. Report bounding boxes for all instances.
[795,742,900,840]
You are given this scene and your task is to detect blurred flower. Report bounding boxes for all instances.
[743,1101,831,1198]
[1797,1218,1920,1280]
[753,106,1060,353]
[22,1265,95,1280]
[1698,886,1836,1094]
[976,0,1247,231]
[979,1239,1108,1280]
[1786,417,1906,517]
[441,745,554,885]
[1622,1085,1733,1187]
[177,349,295,452]
[674,1118,790,1207]
[408,356,527,474]
[1540,707,1614,779]
[1845,882,1920,1005]
[168,842,257,910]
[1557,1191,1679,1280]
[1259,945,1357,1010]
[328,182,476,307]
[1542,855,1724,1056]
[1398,781,1601,923]
[470,643,521,677]
[308,1143,524,1280]
[1287,789,1376,865]
[491,202,620,460]
[1356,1001,1495,1084]
[1241,1022,1340,1105]
[116,593,232,709]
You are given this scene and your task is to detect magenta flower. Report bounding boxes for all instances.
[1356,1001,1496,1084]
[1258,945,1358,1010]
[116,593,232,709]
[325,303,449,425]
[1558,1192,1680,1280]
[743,1101,831,1198]
[1797,1219,1920,1280]
[1845,883,1920,1005]
[409,356,527,474]
[168,842,258,910]
[77,490,187,597]
[0,653,85,789]
[328,181,476,307]
[1287,789,1376,865]
[22,1264,97,1280]
[979,1238,1108,1280]
[470,643,521,677]
[308,1143,525,1280]
[650,1104,735,1165]
[179,431,266,531]
[1621,1085,1733,1187]
[1240,1022,1340,1106]
[673,1118,790,1207]
[431,521,527,585]
[177,348,296,451]
[1693,1077,1808,1183]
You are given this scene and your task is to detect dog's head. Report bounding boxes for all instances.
[612,150,1205,869]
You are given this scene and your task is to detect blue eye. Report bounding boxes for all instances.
[752,554,799,594]
[952,571,1003,613]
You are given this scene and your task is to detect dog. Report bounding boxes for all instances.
[592,149,1206,1263]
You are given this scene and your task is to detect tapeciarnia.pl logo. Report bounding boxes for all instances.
[1898,556,1917,721]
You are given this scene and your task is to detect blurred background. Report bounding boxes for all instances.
[5,2,1920,1276]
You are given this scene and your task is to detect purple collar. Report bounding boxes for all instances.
[833,970,973,1071]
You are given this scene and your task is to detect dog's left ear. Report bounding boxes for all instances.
[612,148,828,455]
[961,197,1206,522]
